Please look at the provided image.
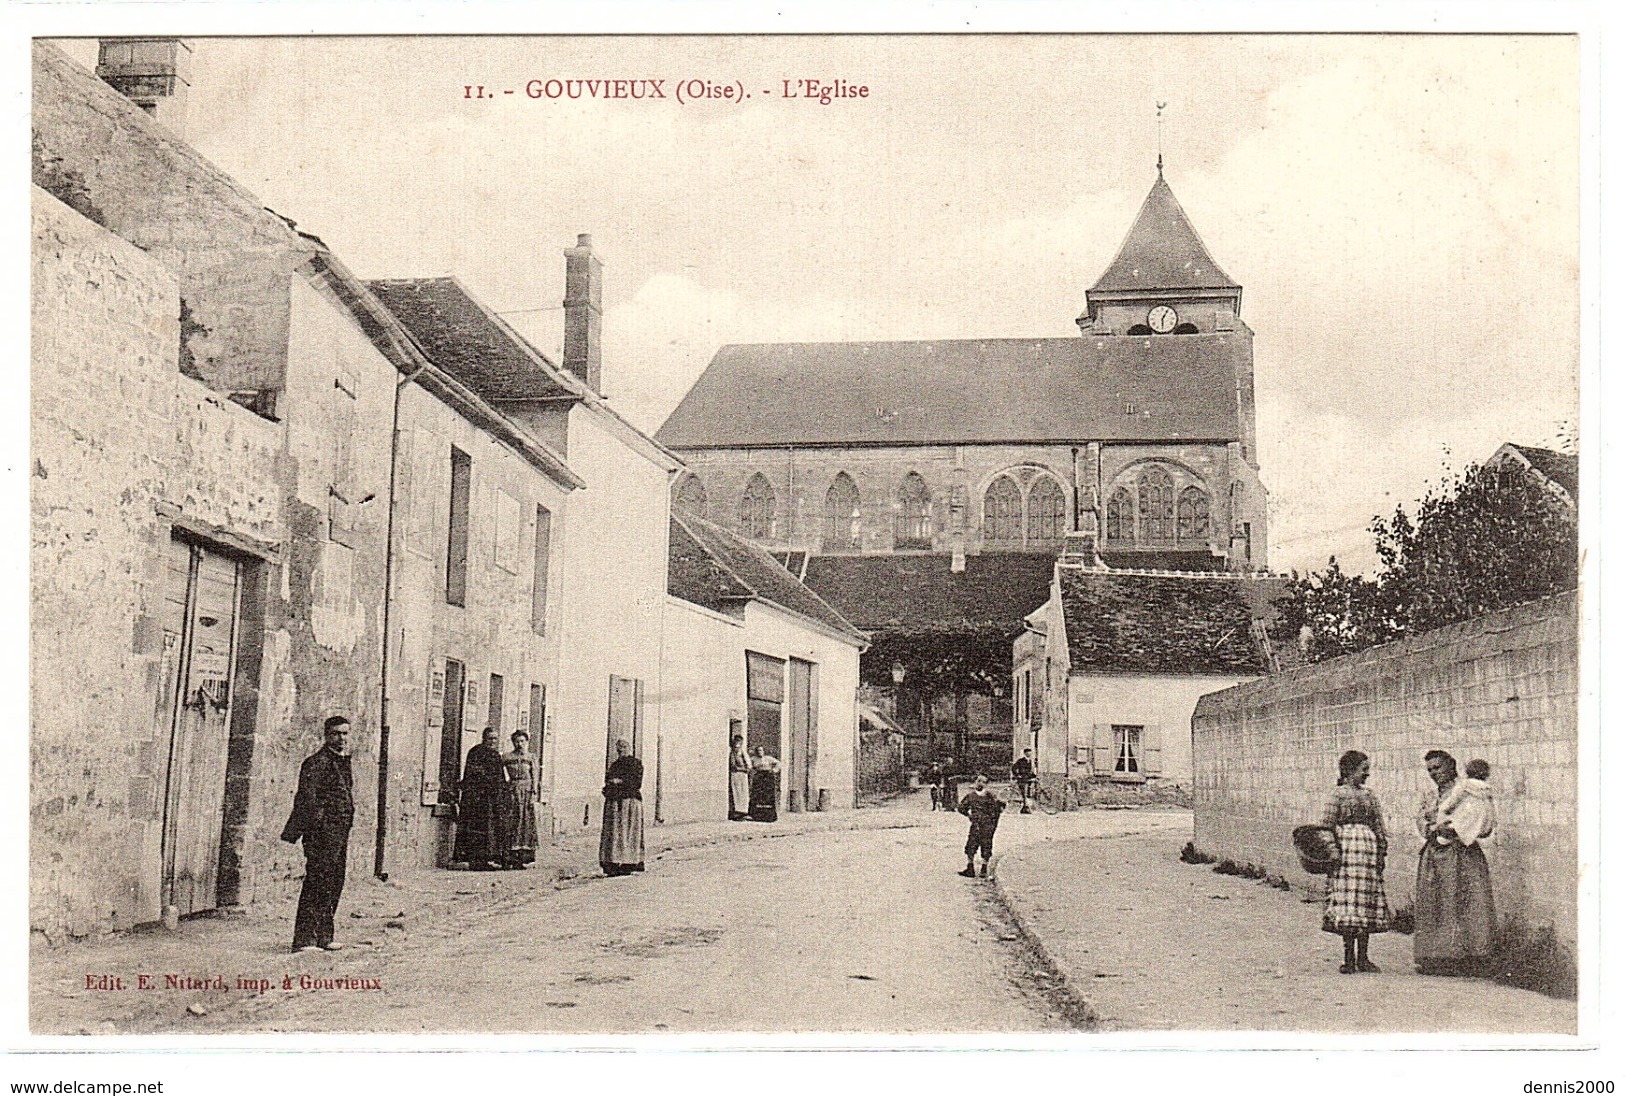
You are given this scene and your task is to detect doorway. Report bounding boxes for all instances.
[156,535,242,918]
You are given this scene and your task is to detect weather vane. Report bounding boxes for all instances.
[1156,101,1167,175]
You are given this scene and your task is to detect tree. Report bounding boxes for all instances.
[1284,459,1577,661]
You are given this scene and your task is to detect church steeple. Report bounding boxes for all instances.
[1077,171,1242,336]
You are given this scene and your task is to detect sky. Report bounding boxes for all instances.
[51,34,1582,574]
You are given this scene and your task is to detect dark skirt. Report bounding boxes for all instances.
[1415,840,1496,968]
[1322,823,1391,935]
[454,791,504,866]
[750,770,779,822]
[600,796,645,875]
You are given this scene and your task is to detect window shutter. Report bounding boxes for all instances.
[1143,723,1163,775]
[1091,723,1113,774]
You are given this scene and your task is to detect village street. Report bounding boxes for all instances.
[31,796,1573,1036]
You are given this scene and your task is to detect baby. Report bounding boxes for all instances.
[1437,758,1496,846]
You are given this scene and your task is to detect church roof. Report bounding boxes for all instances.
[1057,567,1283,676]
[656,333,1246,449]
[1494,443,1578,501]
[1089,173,1240,296]
[669,510,867,644]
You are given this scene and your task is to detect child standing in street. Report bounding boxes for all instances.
[957,774,1005,878]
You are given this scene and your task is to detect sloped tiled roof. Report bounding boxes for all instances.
[669,511,866,644]
[1089,173,1239,295]
[367,277,577,401]
[800,552,1056,636]
[656,334,1245,449]
[1058,567,1282,675]
[1505,444,1578,500]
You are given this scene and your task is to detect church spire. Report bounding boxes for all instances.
[1156,100,1166,179]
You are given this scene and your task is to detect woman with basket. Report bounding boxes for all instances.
[1299,749,1392,974]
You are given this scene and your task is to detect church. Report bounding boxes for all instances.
[656,166,1273,773]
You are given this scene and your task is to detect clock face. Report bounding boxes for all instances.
[1148,305,1178,334]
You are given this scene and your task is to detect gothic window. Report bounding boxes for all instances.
[1027,477,1067,545]
[1177,486,1211,543]
[1106,487,1134,544]
[895,472,933,550]
[739,473,776,541]
[674,473,708,519]
[822,473,862,552]
[982,476,1021,543]
[1138,466,1175,545]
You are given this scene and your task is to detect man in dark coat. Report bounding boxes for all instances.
[957,774,1005,878]
[281,715,355,952]
[1011,748,1037,814]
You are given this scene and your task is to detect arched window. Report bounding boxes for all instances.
[739,473,776,541]
[895,472,933,550]
[1106,487,1134,544]
[1027,477,1067,545]
[982,476,1021,543]
[822,473,861,551]
[1172,322,1199,335]
[674,473,708,519]
[1138,467,1175,544]
[1127,324,1153,336]
[1177,486,1211,543]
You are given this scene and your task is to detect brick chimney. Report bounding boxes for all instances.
[562,233,603,393]
[96,38,192,134]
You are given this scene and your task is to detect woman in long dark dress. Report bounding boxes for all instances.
[749,745,780,823]
[454,727,508,870]
[600,738,645,877]
[1321,749,1392,973]
[1414,749,1497,975]
[499,730,539,868]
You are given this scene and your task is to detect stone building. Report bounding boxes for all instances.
[656,166,1271,770]
[31,39,403,932]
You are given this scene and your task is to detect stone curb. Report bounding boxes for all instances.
[986,849,1100,1031]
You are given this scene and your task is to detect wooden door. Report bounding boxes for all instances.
[159,539,241,917]
[606,675,643,765]
[786,659,813,811]
[437,659,466,811]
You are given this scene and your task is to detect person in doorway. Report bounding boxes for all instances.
[454,727,508,870]
[1320,749,1392,973]
[728,733,752,821]
[499,730,539,869]
[957,774,1005,878]
[1011,749,1037,814]
[600,738,646,876]
[281,715,355,953]
[1415,749,1497,975]
[749,745,781,823]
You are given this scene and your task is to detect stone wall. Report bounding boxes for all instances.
[671,439,1256,565]
[1192,592,1578,954]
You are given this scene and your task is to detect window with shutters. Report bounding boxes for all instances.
[1027,476,1067,545]
[982,475,1021,544]
[446,447,472,606]
[531,504,552,634]
[674,473,709,519]
[895,472,933,550]
[739,473,776,540]
[1113,724,1143,775]
[822,473,861,551]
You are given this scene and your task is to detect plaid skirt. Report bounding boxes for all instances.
[1322,823,1392,935]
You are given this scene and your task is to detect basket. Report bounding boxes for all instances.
[1291,824,1341,875]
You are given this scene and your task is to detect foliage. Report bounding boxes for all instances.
[858,627,1014,696]
[1283,459,1577,661]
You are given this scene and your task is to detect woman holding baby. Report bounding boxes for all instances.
[1414,749,1498,976]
